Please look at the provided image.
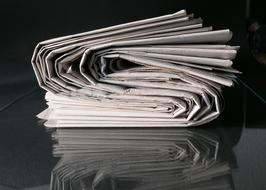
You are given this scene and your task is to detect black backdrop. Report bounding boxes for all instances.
[0,0,249,85]
[2,0,265,123]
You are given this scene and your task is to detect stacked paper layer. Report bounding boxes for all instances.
[32,9,239,127]
[50,129,233,190]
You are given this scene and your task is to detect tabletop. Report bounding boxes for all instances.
[0,77,265,190]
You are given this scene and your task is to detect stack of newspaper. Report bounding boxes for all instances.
[50,129,234,190]
[32,9,239,127]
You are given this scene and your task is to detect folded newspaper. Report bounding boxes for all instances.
[32,9,240,127]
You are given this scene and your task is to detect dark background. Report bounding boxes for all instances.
[0,0,257,81]
[0,0,265,189]
[1,0,265,122]
[0,0,265,97]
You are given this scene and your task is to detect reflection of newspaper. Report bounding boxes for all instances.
[50,129,234,190]
[32,9,240,127]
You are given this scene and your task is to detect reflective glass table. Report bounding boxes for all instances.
[0,78,265,190]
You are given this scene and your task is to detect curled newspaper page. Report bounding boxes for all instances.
[32,9,240,127]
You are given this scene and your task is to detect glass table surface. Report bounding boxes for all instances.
[0,79,265,190]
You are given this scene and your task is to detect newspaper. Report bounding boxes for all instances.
[32,9,240,127]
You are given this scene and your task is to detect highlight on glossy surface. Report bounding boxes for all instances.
[50,129,234,190]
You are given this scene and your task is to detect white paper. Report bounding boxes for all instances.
[32,9,239,127]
